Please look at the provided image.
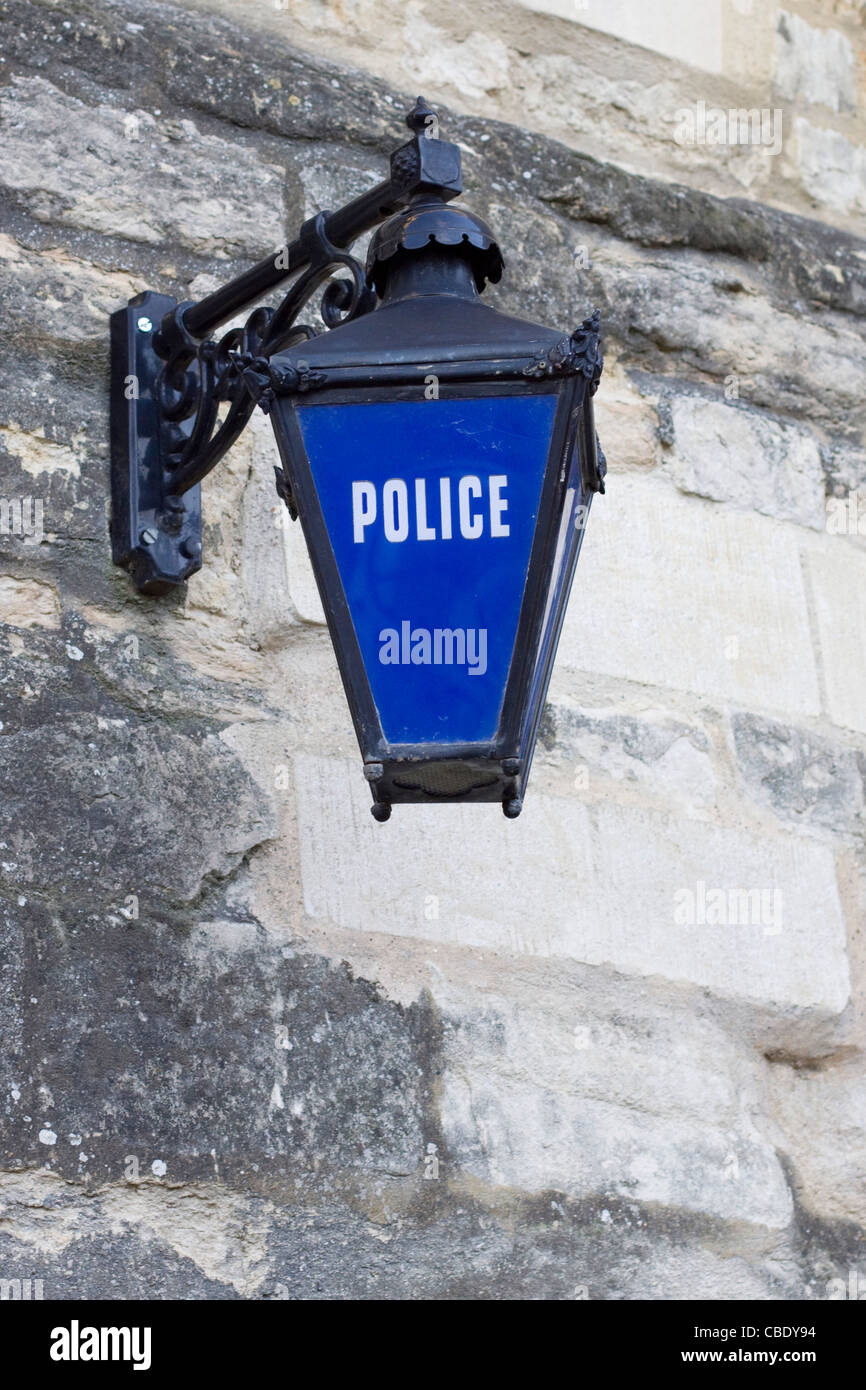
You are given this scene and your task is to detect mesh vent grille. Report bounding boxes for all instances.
[392,762,499,797]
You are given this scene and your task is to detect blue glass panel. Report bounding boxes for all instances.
[520,410,593,767]
[297,394,556,744]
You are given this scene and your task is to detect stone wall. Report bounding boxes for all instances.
[187,0,866,232]
[0,0,864,1299]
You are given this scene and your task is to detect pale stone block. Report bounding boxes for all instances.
[0,425,82,479]
[0,239,146,347]
[432,980,776,1227]
[794,118,866,219]
[443,1071,792,1229]
[0,576,60,629]
[665,395,825,530]
[282,518,326,625]
[806,543,866,735]
[539,699,718,816]
[776,12,855,113]
[592,358,659,471]
[403,4,511,102]
[296,755,850,1023]
[238,417,304,648]
[559,474,821,718]
[516,0,723,75]
[731,712,865,835]
[0,77,284,257]
[770,1060,866,1228]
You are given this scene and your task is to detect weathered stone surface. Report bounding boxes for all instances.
[0,619,278,912]
[296,754,850,1039]
[0,1167,814,1299]
[732,713,865,837]
[0,924,434,1187]
[807,543,866,736]
[538,699,717,814]
[775,11,856,113]
[176,0,866,234]
[0,76,285,258]
[0,575,59,628]
[437,979,792,1234]
[770,1059,866,1230]
[558,474,822,718]
[581,244,866,430]
[663,394,826,530]
[794,118,866,221]
[822,439,866,499]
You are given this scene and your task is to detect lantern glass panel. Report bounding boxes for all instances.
[519,400,596,759]
[296,391,559,746]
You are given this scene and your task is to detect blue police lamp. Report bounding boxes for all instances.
[110,99,605,820]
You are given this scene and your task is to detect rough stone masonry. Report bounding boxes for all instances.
[0,0,864,1298]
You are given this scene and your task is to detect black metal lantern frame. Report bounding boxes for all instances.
[109,99,605,819]
[264,318,603,819]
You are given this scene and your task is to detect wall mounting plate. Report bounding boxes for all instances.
[110,291,203,595]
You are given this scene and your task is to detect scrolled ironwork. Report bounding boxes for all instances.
[154,214,375,496]
[522,309,603,391]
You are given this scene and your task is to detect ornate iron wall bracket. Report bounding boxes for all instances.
[110,97,463,594]
[110,291,204,594]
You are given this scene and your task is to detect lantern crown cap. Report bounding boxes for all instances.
[366,198,504,296]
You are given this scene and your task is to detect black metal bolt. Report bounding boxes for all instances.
[370,801,391,822]
[503,797,523,819]
[160,494,185,535]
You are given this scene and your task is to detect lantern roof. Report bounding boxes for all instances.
[269,292,570,376]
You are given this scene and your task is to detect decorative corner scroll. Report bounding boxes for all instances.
[242,360,328,416]
[523,309,603,392]
[594,432,607,494]
[273,466,298,520]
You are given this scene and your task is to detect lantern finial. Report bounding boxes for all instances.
[406,96,439,138]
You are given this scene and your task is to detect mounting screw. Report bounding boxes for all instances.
[139,527,158,546]
[136,316,153,333]
[502,758,521,777]
[363,762,385,782]
[181,537,202,560]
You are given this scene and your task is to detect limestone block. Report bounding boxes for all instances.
[664,395,826,531]
[296,754,850,1027]
[732,712,865,836]
[558,473,821,719]
[538,700,718,816]
[403,3,511,101]
[517,0,724,75]
[807,543,866,735]
[776,12,856,113]
[439,983,793,1229]
[770,1059,866,1228]
[0,76,284,257]
[795,118,866,220]
[0,576,60,629]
